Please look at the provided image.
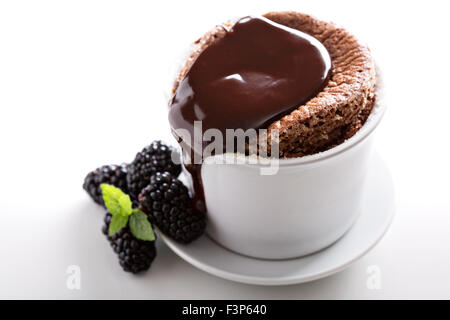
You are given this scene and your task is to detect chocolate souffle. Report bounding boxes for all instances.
[168,11,376,211]
[170,11,376,157]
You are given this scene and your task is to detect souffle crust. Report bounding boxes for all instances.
[172,11,376,158]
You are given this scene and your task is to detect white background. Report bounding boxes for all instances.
[1,0,449,299]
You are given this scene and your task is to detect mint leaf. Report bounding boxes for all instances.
[108,214,129,236]
[129,209,155,241]
[100,184,132,217]
[118,192,132,216]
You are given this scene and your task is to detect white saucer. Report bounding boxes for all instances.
[160,154,395,286]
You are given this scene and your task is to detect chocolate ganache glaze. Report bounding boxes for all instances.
[168,16,332,211]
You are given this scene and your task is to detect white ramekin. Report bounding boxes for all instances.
[185,75,386,260]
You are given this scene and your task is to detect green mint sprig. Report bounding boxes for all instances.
[100,184,155,241]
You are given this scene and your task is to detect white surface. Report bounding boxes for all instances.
[162,153,395,285]
[0,0,449,299]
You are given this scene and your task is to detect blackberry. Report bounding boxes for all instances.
[83,164,128,206]
[102,213,157,274]
[138,172,206,244]
[127,141,181,199]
